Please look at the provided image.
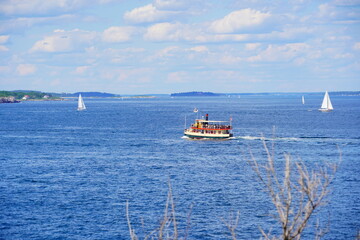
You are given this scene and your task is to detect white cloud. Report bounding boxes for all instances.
[190,46,209,53]
[75,66,89,74]
[210,9,271,33]
[154,0,187,10]
[0,14,79,33]
[158,46,180,56]
[166,71,190,83]
[216,55,240,65]
[0,35,9,51]
[144,22,244,43]
[0,66,10,73]
[144,22,182,41]
[259,26,315,41]
[248,43,310,62]
[333,0,360,6]
[124,4,177,24]
[0,35,10,44]
[0,15,76,34]
[245,43,261,50]
[124,1,205,24]
[30,29,97,53]
[154,0,207,12]
[0,0,120,16]
[317,3,360,22]
[114,68,153,84]
[0,0,81,15]
[16,64,37,76]
[0,46,9,51]
[146,46,181,63]
[102,26,136,42]
[354,42,360,50]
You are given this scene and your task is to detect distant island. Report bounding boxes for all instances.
[171,91,222,97]
[171,91,360,97]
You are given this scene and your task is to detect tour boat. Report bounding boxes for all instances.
[184,114,233,139]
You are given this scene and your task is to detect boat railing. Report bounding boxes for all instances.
[190,124,232,130]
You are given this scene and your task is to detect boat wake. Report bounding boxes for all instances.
[238,136,304,142]
[236,135,359,144]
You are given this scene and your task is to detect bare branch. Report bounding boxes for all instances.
[221,211,240,240]
[167,179,178,240]
[251,139,339,240]
[126,200,138,240]
[184,203,193,240]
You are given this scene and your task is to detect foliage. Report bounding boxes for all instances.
[0,91,52,99]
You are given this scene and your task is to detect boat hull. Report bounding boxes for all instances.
[184,131,233,139]
[318,108,332,112]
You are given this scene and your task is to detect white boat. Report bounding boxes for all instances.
[318,91,333,112]
[302,95,305,104]
[77,94,86,111]
[184,114,233,139]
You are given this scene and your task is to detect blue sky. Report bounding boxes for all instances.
[0,0,359,94]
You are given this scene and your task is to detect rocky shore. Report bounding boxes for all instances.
[0,97,20,103]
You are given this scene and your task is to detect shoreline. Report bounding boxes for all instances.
[1,96,157,103]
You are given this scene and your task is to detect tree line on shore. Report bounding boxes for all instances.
[0,90,54,100]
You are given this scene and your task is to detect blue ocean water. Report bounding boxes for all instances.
[0,95,359,239]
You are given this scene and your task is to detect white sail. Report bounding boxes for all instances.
[77,94,86,111]
[319,91,333,111]
[302,96,305,104]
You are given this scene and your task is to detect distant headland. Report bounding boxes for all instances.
[0,90,157,103]
[170,91,222,97]
[0,90,60,103]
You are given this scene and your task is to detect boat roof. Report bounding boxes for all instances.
[196,119,230,123]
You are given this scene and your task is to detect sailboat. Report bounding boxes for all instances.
[318,91,333,112]
[77,94,86,111]
[302,95,305,104]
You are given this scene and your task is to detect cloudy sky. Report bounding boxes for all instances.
[0,0,359,94]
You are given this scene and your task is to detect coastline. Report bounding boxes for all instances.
[0,96,157,103]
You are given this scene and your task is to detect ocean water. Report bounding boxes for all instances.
[0,95,359,239]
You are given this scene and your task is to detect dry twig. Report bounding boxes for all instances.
[249,140,339,240]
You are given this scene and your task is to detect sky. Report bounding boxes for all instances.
[0,0,359,94]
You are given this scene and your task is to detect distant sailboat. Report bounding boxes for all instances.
[319,91,333,112]
[302,95,305,104]
[77,94,86,111]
